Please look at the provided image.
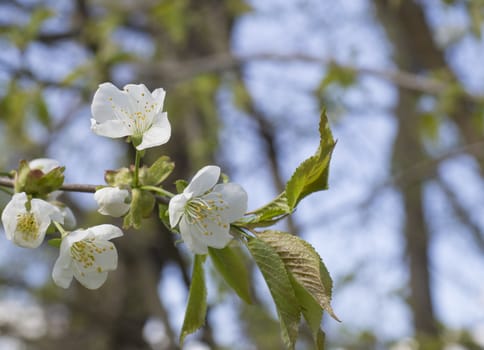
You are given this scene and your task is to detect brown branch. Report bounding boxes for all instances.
[437,178,484,252]
[0,177,98,193]
[140,53,483,100]
[0,177,172,205]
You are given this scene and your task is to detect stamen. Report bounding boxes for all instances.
[183,194,231,236]
[16,212,40,242]
[70,238,111,272]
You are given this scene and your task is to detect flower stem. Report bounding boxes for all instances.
[53,221,68,238]
[140,185,174,198]
[133,150,141,187]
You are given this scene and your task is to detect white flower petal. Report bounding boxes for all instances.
[1,194,60,248]
[185,166,221,196]
[151,88,166,113]
[123,83,151,97]
[64,229,90,246]
[52,226,122,290]
[47,190,63,201]
[179,215,232,254]
[58,238,74,268]
[31,199,64,224]
[168,193,189,228]
[91,241,118,271]
[87,224,124,241]
[90,119,132,138]
[179,216,210,254]
[74,268,109,290]
[211,183,248,222]
[58,205,76,229]
[197,216,233,249]
[52,260,73,288]
[91,82,133,123]
[29,158,60,173]
[136,112,171,150]
[94,187,130,217]
[90,82,170,149]
[1,193,28,241]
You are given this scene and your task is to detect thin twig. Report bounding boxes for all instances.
[0,177,99,193]
[140,53,483,100]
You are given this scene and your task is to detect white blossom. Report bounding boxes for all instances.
[90,82,171,150]
[169,165,247,254]
[1,192,63,248]
[52,224,123,289]
[94,187,131,217]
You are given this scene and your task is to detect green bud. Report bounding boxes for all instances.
[105,167,133,187]
[123,188,155,229]
[139,156,174,186]
[14,160,65,198]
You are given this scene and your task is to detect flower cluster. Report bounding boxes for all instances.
[0,82,248,290]
[90,83,248,253]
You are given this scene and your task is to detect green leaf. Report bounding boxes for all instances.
[247,237,300,350]
[153,0,189,44]
[123,188,154,229]
[175,179,188,193]
[208,245,252,304]
[290,275,326,350]
[257,230,338,321]
[285,111,335,210]
[180,255,207,345]
[318,62,357,91]
[139,156,174,186]
[34,91,51,127]
[419,113,440,141]
[241,192,291,227]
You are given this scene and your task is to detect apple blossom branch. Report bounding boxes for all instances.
[0,177,97,193]
[0,176,171,204]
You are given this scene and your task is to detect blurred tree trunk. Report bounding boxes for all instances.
[373,0,441,343]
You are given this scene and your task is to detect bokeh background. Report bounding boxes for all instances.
[1,0,484,349]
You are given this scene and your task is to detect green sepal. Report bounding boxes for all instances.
[208,245,252,304]
[123,188,155,229]
[48,238,62,248]
[175,179,188,193]
[285,111,336,210]
[139,156,174,186]
[105,167,133,187]
[256,230,338,321]
[220,172,230,184]
[14,160,65,198]
[131,135,143,149]
[158,203,172,231]
[180,254,207,346]
[247,237,300,350]
[239,192,291,227]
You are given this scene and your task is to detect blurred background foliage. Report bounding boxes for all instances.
[0,0,484,349]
